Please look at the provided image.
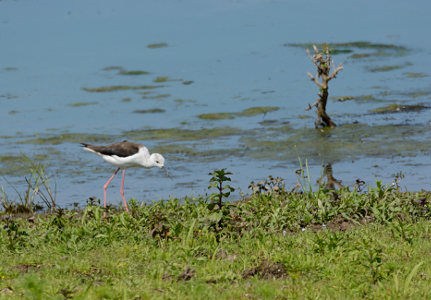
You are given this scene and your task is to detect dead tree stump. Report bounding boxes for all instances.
[306,44,343,128]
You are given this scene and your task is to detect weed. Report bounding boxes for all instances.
[208,168,235,209]
[2,217,28,251]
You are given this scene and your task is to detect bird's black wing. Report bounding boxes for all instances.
[83,141,141,157]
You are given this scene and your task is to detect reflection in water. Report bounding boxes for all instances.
[317,164,343,190]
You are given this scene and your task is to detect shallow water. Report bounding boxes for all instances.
[1,0,431,208]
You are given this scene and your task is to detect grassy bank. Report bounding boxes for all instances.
[1,180,431,299]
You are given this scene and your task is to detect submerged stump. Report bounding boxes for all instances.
[306,44,343,128]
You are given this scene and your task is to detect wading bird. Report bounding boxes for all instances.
[81,141,166,214]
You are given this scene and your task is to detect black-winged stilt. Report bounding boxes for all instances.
[81,140,165,214]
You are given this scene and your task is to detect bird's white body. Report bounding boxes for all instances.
[83,146,157,168]
[82,141,165,169]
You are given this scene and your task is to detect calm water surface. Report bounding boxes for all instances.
[1,0,431,207]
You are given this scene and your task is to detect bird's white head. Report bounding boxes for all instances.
[150,153,165,168]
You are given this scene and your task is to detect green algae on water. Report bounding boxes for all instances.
[124,127,244,141]
[153,76,182,83]
[142,94,171,100]
[133,108,165,114]
[153,76,169,83]
[147,43,168,49]
[18,133,117,145]
[119,70,150,76]
[404,72,428,78]
[370,104,429,114]
[367,62,412,72]
[198,106,279,120]
[82,85,164,92]
[236,106,279,117]
[334,96,355,102]
[103,66,125,72]
[198,113,235,120]
[68,101,98,107]
[287,41,407,51]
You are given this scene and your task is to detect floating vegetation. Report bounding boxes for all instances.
[68,101,98,107]
[102,66,125,72]
[4,67,18,71]
[198,106,279,120]
[287,41,407,51]
[142,94,171,100]
[0,93,18,100]
[18,133,116,145]
[118,70,150,76]
[121,98,132,102]
[349,53,373,59]
[182,80,194,85]
[174,98,197,105]
[367,62,412,72]
[198,113,235,120]
[124,127,244,141]
[404,72,428,78]
[153,76,169,83]
[152,76,182,83]
[147,43,168,49]
[82,85,163,92]
[335,96,355,102]
[236,106,279,117]
[133,108,165,114]
[287,41,409,60]
[8,110,19,115]
[370,104,429,114]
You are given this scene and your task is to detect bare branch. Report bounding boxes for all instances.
[305,98,320,111]
[307,72,323,88]
[328,64,343,81]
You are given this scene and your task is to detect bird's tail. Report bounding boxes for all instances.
[81,143,96,153]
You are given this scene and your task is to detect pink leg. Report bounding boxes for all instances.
[103,168,120,216]
[120,169,130,213]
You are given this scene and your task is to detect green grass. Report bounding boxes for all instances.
[1,180,431,299]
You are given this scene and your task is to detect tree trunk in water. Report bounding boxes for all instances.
[305,44,343,129]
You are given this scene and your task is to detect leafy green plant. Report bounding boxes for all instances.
[208,168,235,209]
[3,218,28,251]
[357,238,385,283]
